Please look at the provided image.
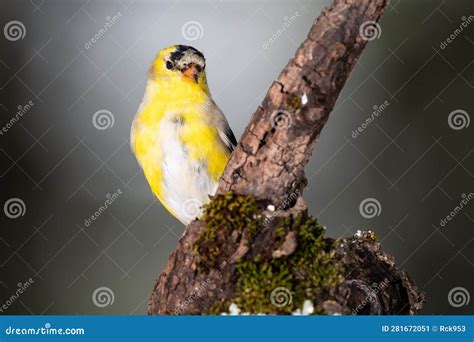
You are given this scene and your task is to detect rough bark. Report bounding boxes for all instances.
[217,0,387,204]
[148,0,424,315]
[327,231,424,315]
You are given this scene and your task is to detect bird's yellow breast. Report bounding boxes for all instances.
[131,76,230,214]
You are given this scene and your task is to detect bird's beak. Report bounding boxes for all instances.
[182,64,200,83]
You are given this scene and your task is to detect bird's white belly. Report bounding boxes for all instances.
[159,117,217,224]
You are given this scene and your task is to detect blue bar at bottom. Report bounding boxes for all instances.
[0,316,472,342]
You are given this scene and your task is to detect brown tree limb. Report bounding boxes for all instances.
[218,0,387,204]
[148,0,424,315]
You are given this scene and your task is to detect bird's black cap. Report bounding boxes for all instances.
[170,45,204,63]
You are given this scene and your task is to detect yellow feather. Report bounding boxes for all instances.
[131,45,231,222]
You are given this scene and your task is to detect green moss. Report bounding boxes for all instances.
[233,256,298,314]
[368,231,377,241]
[211,215,344,315]
[193,192,262,268]
[286,94,303,111]
[275,224,287,241]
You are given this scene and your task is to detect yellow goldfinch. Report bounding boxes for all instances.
[131,45,237,225]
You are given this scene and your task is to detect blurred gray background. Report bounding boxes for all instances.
[0,0,473,315]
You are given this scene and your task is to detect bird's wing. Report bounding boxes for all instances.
[219,123,237,153]
[209,100,237,154]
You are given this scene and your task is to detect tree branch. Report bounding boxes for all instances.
[148,0,424,315]
[218,0,387,204]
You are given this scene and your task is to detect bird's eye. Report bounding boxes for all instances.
[166,61,173,70]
